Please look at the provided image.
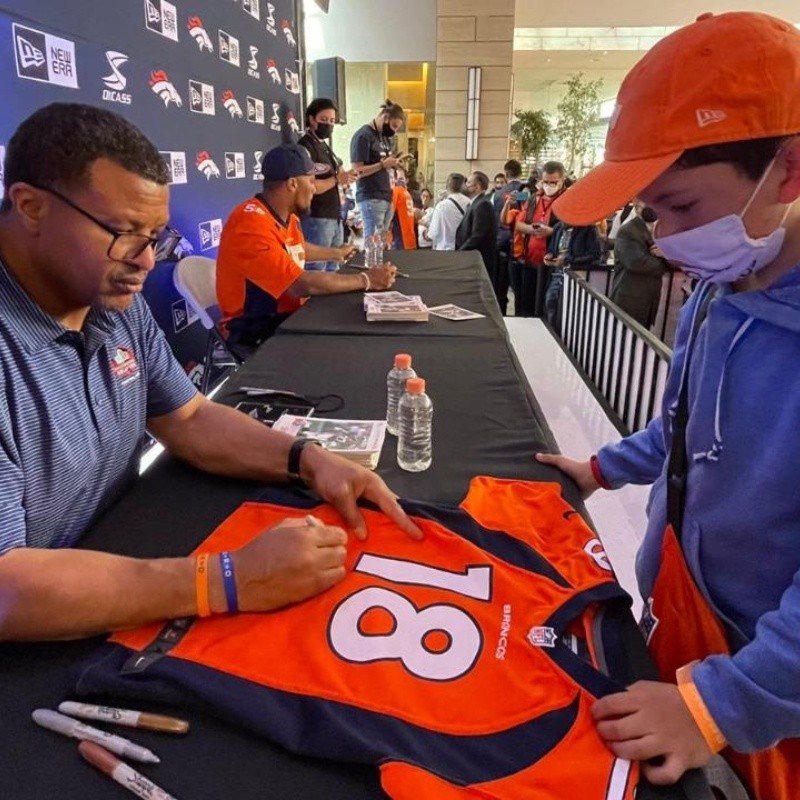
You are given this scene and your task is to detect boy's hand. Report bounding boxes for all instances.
[593,681,715,785]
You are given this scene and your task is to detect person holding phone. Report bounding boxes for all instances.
[350,100,406,238]
[502,162,566,316]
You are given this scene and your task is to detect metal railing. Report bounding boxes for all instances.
[560,271,673,435]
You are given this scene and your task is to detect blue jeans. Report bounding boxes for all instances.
[359,198,393,239]
[301,217,344,272]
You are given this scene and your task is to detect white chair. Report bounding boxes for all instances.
[172,256,241,394]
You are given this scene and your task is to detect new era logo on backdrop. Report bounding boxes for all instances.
[225,152,246,179]
[13,23,79,89]
[243,0,260,21]
[160,151,188,185]
[252,151,263,181]
[149,69,182,107]
[247,96,265,125]
[218,30,240,67]
[102,51,132,105]
[187,16,213,52]
[145,0,178,41]
[189,80,215,115]
[270,102,281,131]
[198,219,222,251]
[284,68,300,95]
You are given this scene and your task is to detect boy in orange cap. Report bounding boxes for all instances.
[538,12,800,797]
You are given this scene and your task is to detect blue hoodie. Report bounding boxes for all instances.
[597,266,800,753]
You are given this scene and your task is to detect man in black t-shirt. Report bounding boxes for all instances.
[299,98,352,271]
[350,100,405,238]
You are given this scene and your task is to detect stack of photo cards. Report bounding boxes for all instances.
[272,416,388,470]
[427,304,486,321]
[363,291,429,322]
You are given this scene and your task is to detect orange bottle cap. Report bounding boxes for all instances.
[394,353,412,369]
[406,378,425,394]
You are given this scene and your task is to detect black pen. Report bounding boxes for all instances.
[349,263,410,279]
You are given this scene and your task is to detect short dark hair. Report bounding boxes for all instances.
[494,173,506,181]
[542,160,566,177]
[503,159,522,179]
[305,97,338,126]
[472,171,489,191]
[1,103,169,213]
[380,99,405,121]
[446,173,466,193]
[675,135,792,180]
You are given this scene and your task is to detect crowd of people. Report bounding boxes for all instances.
[2,10,800,798]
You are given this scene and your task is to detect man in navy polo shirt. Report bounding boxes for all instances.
[0,103,420,641]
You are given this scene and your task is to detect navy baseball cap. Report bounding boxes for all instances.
[260,144,324,180]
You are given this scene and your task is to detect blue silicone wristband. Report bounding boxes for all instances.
[219,552,239,613]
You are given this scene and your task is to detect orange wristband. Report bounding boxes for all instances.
[676,662,727,754]
[195,554,211,618]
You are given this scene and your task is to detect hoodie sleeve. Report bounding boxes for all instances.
[595,416,666,487]
[693,568,800,751]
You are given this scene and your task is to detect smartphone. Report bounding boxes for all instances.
[235,401,314,427]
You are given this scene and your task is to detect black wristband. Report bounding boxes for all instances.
[287,439,321,487]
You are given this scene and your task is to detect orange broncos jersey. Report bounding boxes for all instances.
[78,478,638,799]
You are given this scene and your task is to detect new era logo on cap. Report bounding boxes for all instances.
[696,108,727,128]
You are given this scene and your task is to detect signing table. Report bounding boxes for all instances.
[0,250,699,799]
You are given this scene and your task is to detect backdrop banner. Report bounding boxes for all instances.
[0,0,302,383]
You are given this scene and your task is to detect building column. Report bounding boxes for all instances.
[434,0,514,191]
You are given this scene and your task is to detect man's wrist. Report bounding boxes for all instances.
[361,272,371,291]
[590,455,612,490]
[287,438,323,486]
[676,662,727,754]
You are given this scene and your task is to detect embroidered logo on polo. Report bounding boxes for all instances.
[221,90,244,119]
[187,16,214,52]
[247,46,261,80]
[281,20,296,48]
[225,152,246,180]
[284,68,300,95]
[218,30,240,67]
[198,218,222,250]
[265,2,277,35]
[110,346,140,384]
[266,59,281,84]
[270,102,281,132]
[149,70,182,107]
[252,151,264,181]
[144,0,178,42]
[160,151,188,185]
[189,80,215,115]
[242,0,260,21]
[196,151,221,180]
[247,96,265,125]
[101,51,132,105]
[13,23,79,89]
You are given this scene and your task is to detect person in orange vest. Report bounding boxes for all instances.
[389,167,417,251]
[539,12,800,798]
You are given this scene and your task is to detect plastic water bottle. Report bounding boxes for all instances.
[375,226,387,265]
[386,353,416,436]
[397,378,433,472]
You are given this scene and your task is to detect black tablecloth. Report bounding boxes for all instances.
[278,250,506,339]
[0,250,698,800]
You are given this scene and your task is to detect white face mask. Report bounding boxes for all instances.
[654,155,790,283]
[542,184,560,197]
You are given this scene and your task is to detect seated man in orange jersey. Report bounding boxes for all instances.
[217,144,396,348]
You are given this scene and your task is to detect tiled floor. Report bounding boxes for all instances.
[506,318,650,615]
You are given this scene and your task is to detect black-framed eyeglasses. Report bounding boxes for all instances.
[34,184,163,261]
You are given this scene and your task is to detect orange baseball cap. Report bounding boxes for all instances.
[554,12,800,225]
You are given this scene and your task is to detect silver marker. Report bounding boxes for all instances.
[32,709,160,764]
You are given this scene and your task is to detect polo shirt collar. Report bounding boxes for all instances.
[0,257,117,354]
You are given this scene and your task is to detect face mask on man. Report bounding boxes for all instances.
[542,184,561,197]
[654,154,791,283]
[314,122,334,139]
[381,118,395,137]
